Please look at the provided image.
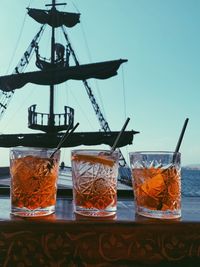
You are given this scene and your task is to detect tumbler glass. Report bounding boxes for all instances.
[10,147,60,217]
[71,149,119,217]
[129,151,181,219]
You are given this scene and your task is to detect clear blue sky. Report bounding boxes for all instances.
[0,0,199,166]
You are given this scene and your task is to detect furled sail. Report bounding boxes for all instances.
[27,8,80,28]
[0,59,127,92]
[0,130,138,148]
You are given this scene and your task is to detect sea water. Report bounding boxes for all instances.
[0,167,200,197]
[182,168,200,197]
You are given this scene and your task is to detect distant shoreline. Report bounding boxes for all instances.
[1,165,200,174]
[183,165,200,170]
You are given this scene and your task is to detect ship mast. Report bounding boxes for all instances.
[46,0,66,128]
[49,1,55,128]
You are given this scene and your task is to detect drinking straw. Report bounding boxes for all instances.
[50,122,80,158]
[173,118,189,163]
[110,117,130,153]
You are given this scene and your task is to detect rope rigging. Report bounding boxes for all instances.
[0,25,45,120]
[79,20,108,127]
[61,26,129,168]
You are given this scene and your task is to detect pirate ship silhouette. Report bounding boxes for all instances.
[0,1,138,176]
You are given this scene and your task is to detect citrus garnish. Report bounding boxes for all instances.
[72,154,115,167]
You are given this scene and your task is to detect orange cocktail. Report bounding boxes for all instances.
[129,151,181,219]
[71,150,119,217]
[10,147,60,217]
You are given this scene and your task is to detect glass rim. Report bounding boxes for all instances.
[10,146,59,153]
[71,149,119,154]
[129,151,181,155]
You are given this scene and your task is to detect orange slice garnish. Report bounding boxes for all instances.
[72,154,115,167]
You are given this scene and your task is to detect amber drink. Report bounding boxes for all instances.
[71,149,119,217]
[10,147,60,217]
[129,151,181,219]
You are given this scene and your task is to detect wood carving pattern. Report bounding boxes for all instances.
[0,224,200,266]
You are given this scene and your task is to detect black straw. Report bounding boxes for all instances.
[174,118,189,154]
[50,122,79,158]
[110,117,130,153]
[173,118,189,163]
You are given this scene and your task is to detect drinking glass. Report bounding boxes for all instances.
[129,151,181,219]
[10,147,60,217]
[71,149,119,217]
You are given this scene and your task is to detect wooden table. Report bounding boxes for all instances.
[0,189,200,266]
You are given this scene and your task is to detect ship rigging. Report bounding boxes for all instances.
[0,0,139,173]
